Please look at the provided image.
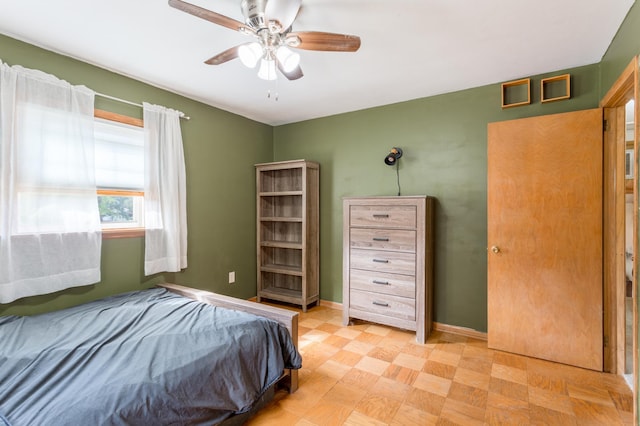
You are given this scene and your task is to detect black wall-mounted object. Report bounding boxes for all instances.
[384,147,403,166]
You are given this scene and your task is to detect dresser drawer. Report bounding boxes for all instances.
[350,228,416,252]
[350,249,415,275]
[350,289,415,321]
[350,205,416,228]
[350,270,415,298]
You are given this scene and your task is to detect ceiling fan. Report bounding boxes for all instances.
[168,0,361,81]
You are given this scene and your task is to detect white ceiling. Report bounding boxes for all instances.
[0,0,634,125]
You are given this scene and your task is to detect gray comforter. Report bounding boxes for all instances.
[0,288,301,425]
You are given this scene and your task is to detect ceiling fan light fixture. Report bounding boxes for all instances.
[276,46,300,73]
[238,42,263,68]
[169,0,362,82]
[257,58,277,80]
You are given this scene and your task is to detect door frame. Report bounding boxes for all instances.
[600,56,638,423]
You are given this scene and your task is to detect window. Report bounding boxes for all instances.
[94,110,145,238]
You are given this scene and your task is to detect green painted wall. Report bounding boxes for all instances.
[273,65,601,332]
[600,1,640,98]
[0,34,273,316]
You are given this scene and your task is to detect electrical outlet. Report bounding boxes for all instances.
[228,271,235,284]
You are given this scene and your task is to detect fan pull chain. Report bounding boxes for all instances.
[266,77,280,101]
[267,90,279,101]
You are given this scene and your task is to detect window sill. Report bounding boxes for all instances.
[102,228,144,239]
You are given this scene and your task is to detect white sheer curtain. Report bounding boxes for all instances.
[0,61,101,304]
[143,102,187,275]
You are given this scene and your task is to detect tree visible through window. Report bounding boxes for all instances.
[99,196,133,223]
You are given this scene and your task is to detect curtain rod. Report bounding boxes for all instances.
[95,92,191,120]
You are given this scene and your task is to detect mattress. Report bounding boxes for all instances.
[0,288,301,425]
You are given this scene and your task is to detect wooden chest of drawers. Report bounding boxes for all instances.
[342,196,434,343]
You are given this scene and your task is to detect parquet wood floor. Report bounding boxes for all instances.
[246,304,634,425]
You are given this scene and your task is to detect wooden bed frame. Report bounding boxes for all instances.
[159,283,299,393]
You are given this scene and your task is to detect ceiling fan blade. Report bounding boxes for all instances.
[277,61,304,80]
[204,45,241,65]
[265,0,302,31]
[168,0,252,33]
[287,31,361,52]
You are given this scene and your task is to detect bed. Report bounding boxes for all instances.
[0,283,301,426]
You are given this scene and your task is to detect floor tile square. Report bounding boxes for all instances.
[316,359,352,380]
[567,382,616,407]
[528,370,568,394]
[302,400,353,425]
[435,342,465,355]
[322,382,366,408]
[609,389,634,413]
[484,403,530,425]
[439,398,486,425]
[447,382,488,409]
[491,363,528,385]
[391,403,439,426]
[422,360,457,379]
[493,350,528,369]
[340,368,381,391]
[412,372,452,397]
[323,334,351,349]
[382,364,419,385]
[428,348,462,366]
[365,324,392,336]
[570,397,624,425]
[370,376,412,402]
[331,349,364,367]
[458,355,493,375]
[405,387,446,416]
[299,318,324,329]
[354,394,401,423]
[301,329,331,343]
[453,366,490,391]
[529,404,578,426]
[528,386,574,415]
[355,331,384,345]
[393,352,427,371]
[488,377,528,402]
[368,345,401,362]
[334,327,362,340]
[401,342,432,358]
[486,391,529,411]
[343,340,375,355]
[354,356,390,375]
[315,322,341,334]
[343,410,387,426]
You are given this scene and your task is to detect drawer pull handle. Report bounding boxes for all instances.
[372,301,389,307]
[372,237,389,242]
[373,214,389,218]
[372,259,389,263]
[372,280,390,285]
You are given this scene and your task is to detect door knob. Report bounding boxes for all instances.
[491,246,500,254]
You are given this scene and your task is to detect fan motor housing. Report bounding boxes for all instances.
[241,0,267,28]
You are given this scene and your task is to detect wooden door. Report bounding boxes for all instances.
[487,108,603,371]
